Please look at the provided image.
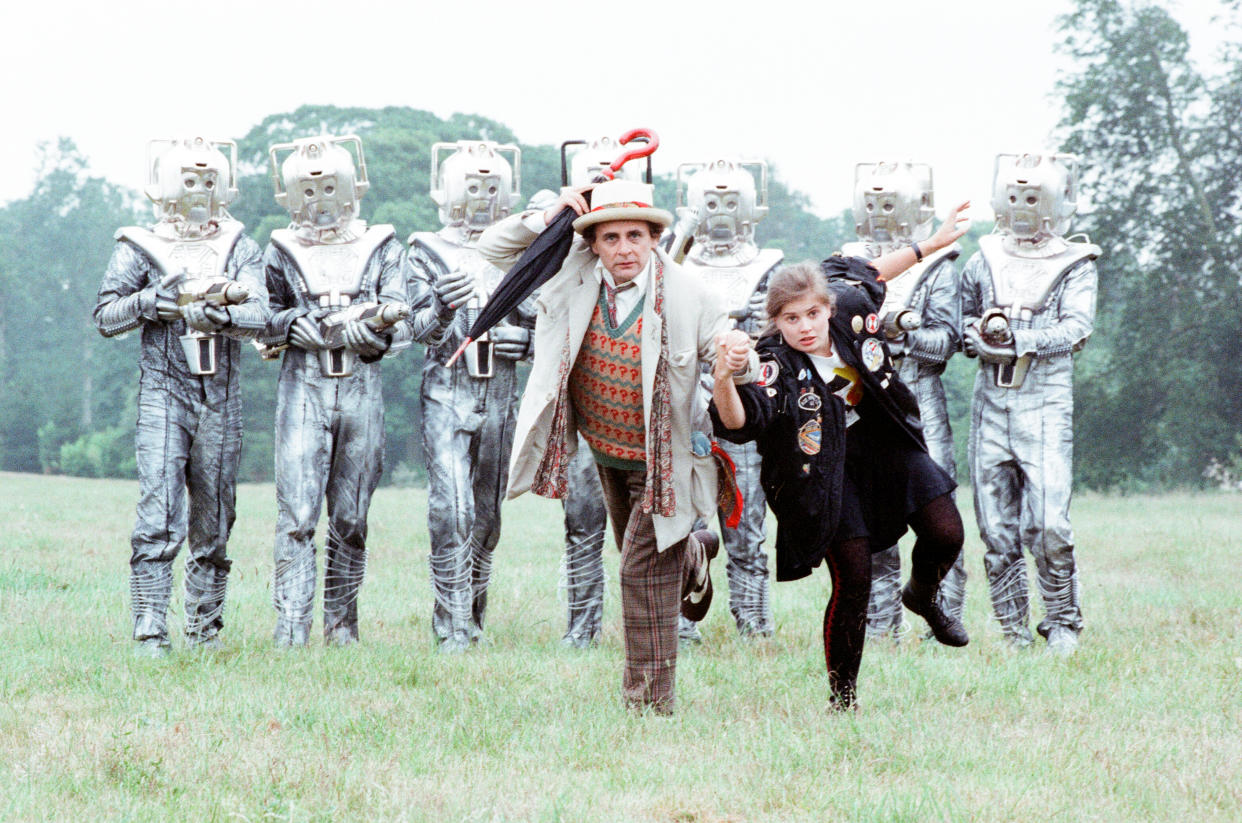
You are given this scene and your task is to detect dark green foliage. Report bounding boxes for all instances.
[1055,0,1242,488]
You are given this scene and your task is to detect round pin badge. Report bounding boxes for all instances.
[757,360,779,387]
[865,313,880,334]
[851,315,864,334]
[861,337,885,371]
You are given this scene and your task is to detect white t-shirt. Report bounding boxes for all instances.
[806,348,862,428]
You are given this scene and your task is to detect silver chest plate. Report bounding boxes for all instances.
[681,248,783,314]
[272,225,393,306]
[979,234,1099,313]
[120,220,242,282]
[878,245,957,318]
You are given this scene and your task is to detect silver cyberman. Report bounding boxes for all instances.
[406,140,533,652]
[675,158,784,639]
[258,135,410,647]
[94,137,269,657]
[840,161,965,641]
[960,153,1100,654]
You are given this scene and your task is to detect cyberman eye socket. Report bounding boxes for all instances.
[725,198,738,211]
[882,203,894,213]
[324,185,334,195]
[865,202,875,213]
[204,178,215,190]
[1026,195,1038,205]
[488,185,498,196]
[467,184,480,195]
[1009,195,1017,204]
[184,177,197,190]
[304,188,315,198]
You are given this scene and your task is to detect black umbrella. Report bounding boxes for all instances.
[444,128,659,367]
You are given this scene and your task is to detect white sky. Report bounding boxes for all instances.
[1,0,1224,219]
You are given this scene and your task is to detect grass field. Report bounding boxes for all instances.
[1,471,1239,822]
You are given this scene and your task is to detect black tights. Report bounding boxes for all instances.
[822,493,964,707]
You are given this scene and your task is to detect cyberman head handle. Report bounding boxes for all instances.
[852,160,935,247]
[145,137,239,228]
[269,135,369,231]
[430,141,521,230]
[675,159,769,252]
[991,153,1080,240]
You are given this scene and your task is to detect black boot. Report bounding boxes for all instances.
[902,578,969,647]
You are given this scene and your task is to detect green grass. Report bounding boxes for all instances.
[1,471,1239,821]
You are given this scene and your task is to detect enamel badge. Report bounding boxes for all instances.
[865,313,880,334]
[798,416,822,455]
[798,391,822,412]
[861,337,885,371]
[851,315,864,334]
[757,360,779,387]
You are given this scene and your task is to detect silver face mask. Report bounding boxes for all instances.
[270,135,369,231]
[145,137,238,231]
[852,161,935,246]
[991,153,1079,240]
[676,159,768,251]
[430,141,520,230]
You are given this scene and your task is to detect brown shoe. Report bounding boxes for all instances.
[681,530,719,622]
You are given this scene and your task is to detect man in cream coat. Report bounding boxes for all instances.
[478,178,756,713]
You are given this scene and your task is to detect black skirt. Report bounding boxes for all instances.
[836,414,956,552]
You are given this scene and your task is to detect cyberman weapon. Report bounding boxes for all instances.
[317,301,411,377]
[171,272,250,376]
[882,308,923,339]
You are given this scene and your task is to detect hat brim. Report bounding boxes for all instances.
[573,206,674,234]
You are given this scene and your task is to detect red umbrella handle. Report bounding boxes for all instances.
[608,129,659,176]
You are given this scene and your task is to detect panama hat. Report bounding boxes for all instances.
[572,179,674,234]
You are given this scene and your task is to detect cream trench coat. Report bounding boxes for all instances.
[476,212,758,550]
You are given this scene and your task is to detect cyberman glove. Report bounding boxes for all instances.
[289,315,328,351]
[963,326,1015,365]
[433,269,475,319]
[489,325,531,361]
[181,303,231,333]
[342,318,390,359]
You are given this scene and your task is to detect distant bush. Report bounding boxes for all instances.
[59,426,136,479]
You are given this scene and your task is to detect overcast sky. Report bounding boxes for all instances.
[1,0,1223,219]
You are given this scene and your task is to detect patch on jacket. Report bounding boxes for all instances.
[757,359,779,387]
[861,337,885,372]
[798,417,822,455]
[797,390,822,412]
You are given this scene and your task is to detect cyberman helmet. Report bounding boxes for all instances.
[145,137,238,227]
[852,161,935,246]
[676,159,769,250]
[562,136,648,187]
[430,141,520,230]
[991,153,1079,240]
[270,135,369,230]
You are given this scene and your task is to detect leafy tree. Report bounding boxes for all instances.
[1055,0,1242,487]
[0,139,142,472]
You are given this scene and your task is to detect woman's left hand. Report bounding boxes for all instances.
[927,200,971,251]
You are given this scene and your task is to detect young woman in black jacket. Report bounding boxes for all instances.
[709,204,970,710]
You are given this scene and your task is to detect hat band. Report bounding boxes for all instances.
[589,201,652,212]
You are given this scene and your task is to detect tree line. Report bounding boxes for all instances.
[0,0,1235,491]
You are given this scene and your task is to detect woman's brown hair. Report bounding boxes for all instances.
[762,261,836,336]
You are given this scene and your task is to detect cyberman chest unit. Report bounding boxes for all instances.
[978,234,1100,388]
[118,220,247,376]
[681,249,785,324]
[270,224,397,377]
